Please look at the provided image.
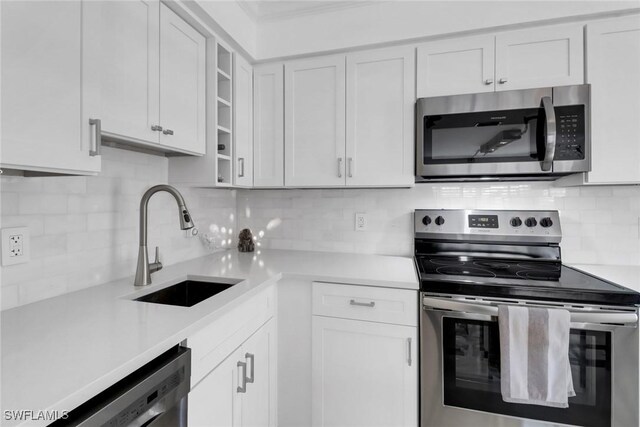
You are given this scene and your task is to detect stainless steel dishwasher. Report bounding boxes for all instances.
[51,346,190,427]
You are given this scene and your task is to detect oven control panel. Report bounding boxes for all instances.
[414,209,562,244]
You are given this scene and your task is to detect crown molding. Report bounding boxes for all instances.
[236,1,377,23]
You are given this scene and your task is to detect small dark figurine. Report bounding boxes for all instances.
[238,228,255,252]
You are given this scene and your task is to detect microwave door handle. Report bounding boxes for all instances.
[540,96,556,172]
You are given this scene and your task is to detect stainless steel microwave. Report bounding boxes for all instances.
[416,84,590,181]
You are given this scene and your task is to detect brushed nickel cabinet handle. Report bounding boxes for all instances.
[162,129,174,135]
[89,118,101,156]
[484,79,494,85]
[337,157,343,178]
[407,338,412,366]
[151,125,163,132]
[238,158,245,178]
[350,299,375,308]
[499,78,508,84]
[348,157,353,178]
[245,353,255,383]
[237,361,247,393]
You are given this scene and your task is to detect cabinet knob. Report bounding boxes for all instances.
[484,78,494,85]
[499,78,508,84]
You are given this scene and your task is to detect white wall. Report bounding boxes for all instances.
[195,0,258,58]
[257,1,639,59]
[237,183,640,265]
[0,147,237,310]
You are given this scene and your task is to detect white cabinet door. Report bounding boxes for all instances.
[97,0,160,144]
[346,47,414,187]
[285,56,346,187]
[159,3,206,154]
[585,15,640,184]
[312,316,418,427]
[239,320,277,427]
[189,346,243,427]
[1,0,100,175]
[495,24,584,91]
[417,35,495,97]
[254,64,285,188]
[234,55,254,186]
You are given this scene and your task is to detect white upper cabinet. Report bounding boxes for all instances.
[417,35,496,97]
[585,15,640,184]
[285,56,346,187]
[495,25,584,91]
[95,0,160,145]
[254,64,285,188]
[1,0,100,175]
[88,0,204,155]
[346,47,415,187]
[417,25,583,98]
[234,55,254,187]
[159,3,206,154]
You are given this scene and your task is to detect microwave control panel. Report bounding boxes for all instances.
[554,105,585,161]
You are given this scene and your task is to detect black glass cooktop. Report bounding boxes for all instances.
[417,255,640,306]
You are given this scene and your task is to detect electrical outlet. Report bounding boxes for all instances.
[2,227,30,266]
[355,213,367,231]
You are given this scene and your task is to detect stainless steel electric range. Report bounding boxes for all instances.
[415,209,640,427]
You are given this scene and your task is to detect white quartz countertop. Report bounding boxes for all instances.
[570,263,640,293]
[1,249,417,426]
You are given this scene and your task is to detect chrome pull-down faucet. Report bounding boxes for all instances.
[134,185,194,286]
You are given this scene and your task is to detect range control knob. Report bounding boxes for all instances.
[422,215,432,226]
[510,217,522,227]
[540,217,553,228]
[435,216,445,226]
[525,217,538,227]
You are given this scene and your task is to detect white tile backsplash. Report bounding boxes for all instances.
[3,152,639,311]
[237,183,640,265]
[1,147,236,310]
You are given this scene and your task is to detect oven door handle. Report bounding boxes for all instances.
[540,96,556,172]
[422,297,638,325]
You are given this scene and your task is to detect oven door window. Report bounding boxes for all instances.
[423,108,543,164]
[442,317,612,427]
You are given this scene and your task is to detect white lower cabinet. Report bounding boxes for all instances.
[310,282,418,427]
[189,344,242,427]
[190,319,277,427]
[311,316,418,427]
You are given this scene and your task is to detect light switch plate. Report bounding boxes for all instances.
[2,227,30,266]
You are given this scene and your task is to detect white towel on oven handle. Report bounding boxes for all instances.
[498,305,575,408]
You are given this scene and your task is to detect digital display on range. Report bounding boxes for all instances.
[468,215,499,228]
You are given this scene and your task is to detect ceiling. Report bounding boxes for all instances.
[236,0,373,22]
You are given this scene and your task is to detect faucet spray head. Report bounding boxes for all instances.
[179,206,195,230]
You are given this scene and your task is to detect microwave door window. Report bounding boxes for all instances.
[424,109,541,164]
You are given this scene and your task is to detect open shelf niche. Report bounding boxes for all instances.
[215,41,233,185]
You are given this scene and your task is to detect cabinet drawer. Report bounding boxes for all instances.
[312,282,417,326]
[188,284,275,386]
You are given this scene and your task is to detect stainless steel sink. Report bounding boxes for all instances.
[135,279,242,307]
